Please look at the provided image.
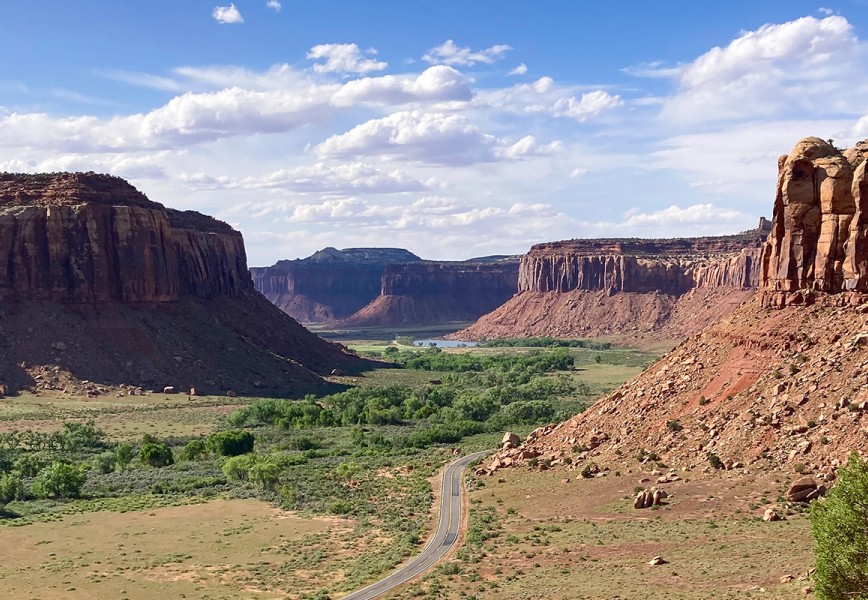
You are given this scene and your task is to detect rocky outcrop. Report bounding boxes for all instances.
[761,137,868,307]
[0,172,365,395]
[251,247,421,322]
[452,228,766,344]
[0,173,249,303]
[343,258,520,326]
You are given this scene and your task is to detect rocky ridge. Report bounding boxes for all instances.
[479,137,868,477]
[0,172,363,395]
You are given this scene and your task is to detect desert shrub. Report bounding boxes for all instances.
[222,454,258,481]
[707,452,723,470]
[139,441,174,468]
[0,472,25,503]
[667,419,683,432]
[90,451,116,474]
[208,430,255,457]
[32,462,86,499]
[179,439,209,461]
[113,442,135,471]
[810,453,868,599]
[14,452,52,477]
[286,436,320,451]
[58,421,107,453]
[248,458,282,490]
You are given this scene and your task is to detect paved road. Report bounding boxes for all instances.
[342,450,489,600]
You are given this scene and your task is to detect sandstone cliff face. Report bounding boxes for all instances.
[454,230,765,344]
[519,236,764,295]
[251,248,421,322]
[0,172,364,395]
[761,137,868,306]
[0,173,250,303]
[343,259,520,326]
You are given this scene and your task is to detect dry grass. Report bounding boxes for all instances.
[0,498,358,599]
[388,467,815,599]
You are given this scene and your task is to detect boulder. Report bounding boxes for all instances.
[786,476,821,502]
[501,432,521,449]
[763,508,782,522]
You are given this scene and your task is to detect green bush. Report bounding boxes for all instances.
[140,441,174,468]
[0,472,25,503]
[32,462,86,499]
[179,439,209,461]
[14,452,52,477]
[248,458,282,490]
[114,442,135,471]
[208,430,255,456]
[707,452,723,470]
[222,454,258,480]
[810,453,868,599]
[90,451,116,474]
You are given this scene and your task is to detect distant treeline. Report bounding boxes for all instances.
[478,336,612,350]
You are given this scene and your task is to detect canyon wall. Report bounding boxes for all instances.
[761,137,868,307]
[451,229,767,345]
[518,236,763,295]
[0,172,363,395]
[0,173,250,303]
[251,247,421,322]
[342,258,520,326]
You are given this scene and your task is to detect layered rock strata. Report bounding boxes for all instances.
[452,229,766,344]
[0,173,248,303]
[251,247,421,322]
[0,172,363,394]
[342,258,520,326]
[761,137,868,307]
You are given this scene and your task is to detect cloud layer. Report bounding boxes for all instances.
[3,15,868,264]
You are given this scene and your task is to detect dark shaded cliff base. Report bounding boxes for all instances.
[0,291,365,397]
[0,172,369,396]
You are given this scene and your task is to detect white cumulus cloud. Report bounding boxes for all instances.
[212,4,244,24]
[307,43,387,74]
[659,15,867,123]
[330,66,471,106]
[552,90,623,121]
[314,110,560,165]
[423,40,511,66]
[266,0,281,11]
[508,63,528,76]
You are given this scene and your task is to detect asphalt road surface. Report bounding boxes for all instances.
[342,450,489,600]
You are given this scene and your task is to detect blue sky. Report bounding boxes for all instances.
[3,1,868,264]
